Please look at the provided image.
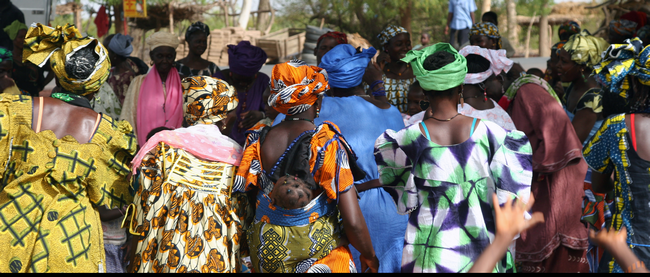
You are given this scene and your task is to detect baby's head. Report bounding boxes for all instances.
[270,175,313,209]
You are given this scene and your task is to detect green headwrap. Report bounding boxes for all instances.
[3,20,28,41]
[401,43,467,91]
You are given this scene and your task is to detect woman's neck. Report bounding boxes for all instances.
[428,96,459,117]
[571,68,593,90]
[462,85,494,110]
[157,70,169,82]
[186,51,204,62]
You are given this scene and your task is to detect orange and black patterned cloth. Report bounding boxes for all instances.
[233,121,365,273]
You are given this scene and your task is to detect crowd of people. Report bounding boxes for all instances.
[1,0,650,272]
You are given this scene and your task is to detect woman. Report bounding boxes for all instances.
[127,76,247,273]
[213,41,268,146]
[367,25,416,114]
[608,19,637,44]
[235,60,379,273]
[376,43,532,273]
[558,30,609,144]
[105,33,146,105]
[275,45,408,273]
[585,38,650,273]
[457,45,516,130]
[175,22,219,78]
[469,22,502,51]
[0,23,136,273]
[505,71,589,271]
[314,31,348,66]
[3,20,44,96]
[120,31,184,146]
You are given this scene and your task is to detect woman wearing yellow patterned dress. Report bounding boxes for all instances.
[0,23,136,273]
[127,76,251,273]
[234,60,378,273]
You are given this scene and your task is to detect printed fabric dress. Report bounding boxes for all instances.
[233,121,364,273]
[175,61,219,78]
[128,142,253,273]
[582,114,650,273]
[374,120,533,273]
[0,94,136,273]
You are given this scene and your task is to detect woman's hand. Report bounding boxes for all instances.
[239,110,264,130]
[493,193,544,240]
[553,81,565,99]
[589,226,627,251]
[360,254,380,273]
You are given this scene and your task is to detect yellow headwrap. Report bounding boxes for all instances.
[562,30,609,68]
[23,23,110,96]
[182,76,238,126]
[146,31,180,52]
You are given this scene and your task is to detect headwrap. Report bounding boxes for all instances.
[319,44,376,88]
[182,76,238,126]
[227,40,267,77]
[609,19,638,39]
[562,30,609,68]
[470,22,502,49]
[378,25,408,47]
[3,20,27,41]
[108,33,134,57]
[269,60,329,115]
[458,45,513,84]
[185,21,210,42]
[401,43,467,91]
[593,37,650,100]
[317,31,348,47]
[558,21,581,40]
[620,11,648,31]
[637,25,650,44]
[0,47,12,63]
[23,23,110,96]
[551,40,567,54]
[146,31,180,52]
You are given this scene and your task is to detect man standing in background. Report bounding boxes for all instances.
[445,0,476,50]
[0,0,25,51]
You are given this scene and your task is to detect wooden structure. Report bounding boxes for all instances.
[256,28,306,63]
[177,27,262,67]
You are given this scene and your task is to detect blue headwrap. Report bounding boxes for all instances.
[319,44,376,88]
[108,33,134,57]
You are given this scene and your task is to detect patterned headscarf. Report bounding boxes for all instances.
[319,44,376,88]
[378,25,408,47]
[470,22,502,49]
[317,31,348,48]
[402,43,467,91]
[558,21,580,40]
[146,31,180,52]
[593,38,650,100]
[609,19,638,39]
[3,20,27,41]
[182,76,238,126]
[23,23,110,96]
[269,60,329,115]
[185,21,210,42]
[458,45,513,84]
[551,40,567,54]
[562,30,609,67]
[0,47,12,63]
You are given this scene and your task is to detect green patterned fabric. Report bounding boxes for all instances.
[375,120,533,273]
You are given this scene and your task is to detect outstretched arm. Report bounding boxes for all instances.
[338,188,379,273]
[589,227,648,273]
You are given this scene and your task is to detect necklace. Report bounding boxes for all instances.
[386,64,410,76]
[282,117,314,123]
[429,113,461,122]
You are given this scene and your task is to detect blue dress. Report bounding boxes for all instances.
[274,95,409,273]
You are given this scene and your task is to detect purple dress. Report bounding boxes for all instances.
[213,70,270,146]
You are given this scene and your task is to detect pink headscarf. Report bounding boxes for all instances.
[458,45,513,84]
[136,65,184,146]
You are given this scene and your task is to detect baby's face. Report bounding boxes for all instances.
[270,175,313,210]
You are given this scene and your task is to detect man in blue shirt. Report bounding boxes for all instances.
[445,0,476,49]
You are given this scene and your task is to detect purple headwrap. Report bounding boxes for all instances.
[227,41,268,77]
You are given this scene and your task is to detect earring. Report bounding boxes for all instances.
[581,69,587,81]
[315,106,320,118]
[459,85,465,108]
[478,83,488,102]
[419,100,430,111]
[150,60,153,66]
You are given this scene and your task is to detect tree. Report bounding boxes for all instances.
[239,0,252,29]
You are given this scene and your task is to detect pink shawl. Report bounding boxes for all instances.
[136,65,184,146]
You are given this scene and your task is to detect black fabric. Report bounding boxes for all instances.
[0,2,25,51]
[12,61,45,97]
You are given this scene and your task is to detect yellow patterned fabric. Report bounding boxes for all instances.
[129,143,253,273]
[182,76,238,126]
[23,23,110,96]
[364,76,416,114]
[562,30,609,68]
[0,94,136,273]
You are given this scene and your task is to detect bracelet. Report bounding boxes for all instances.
[627,261,645,273]
[372,89,386,97]
[369,80,384,90]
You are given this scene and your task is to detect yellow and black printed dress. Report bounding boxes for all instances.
[0,94,137,273]
[128,143,253,273]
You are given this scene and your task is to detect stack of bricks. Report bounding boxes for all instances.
[178,27,262,67]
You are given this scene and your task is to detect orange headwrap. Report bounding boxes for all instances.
[269,60,329,115]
